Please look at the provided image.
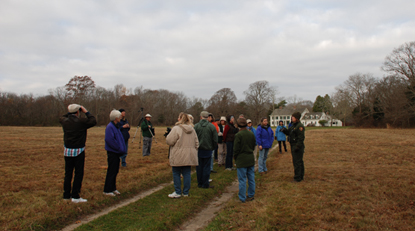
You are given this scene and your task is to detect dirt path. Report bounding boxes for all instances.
[61,182,172,231]
[177,180,239,231]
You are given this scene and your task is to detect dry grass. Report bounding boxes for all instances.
[0,126,172,230]
[206,129,415,230]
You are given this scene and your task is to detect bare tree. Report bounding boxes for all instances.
[243,81,277,124]
[207,88,238,118]
[65,75,96,107]
[381,41,415,85]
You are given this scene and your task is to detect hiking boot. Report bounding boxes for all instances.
[247,197,255,201]
[168,192,181,198]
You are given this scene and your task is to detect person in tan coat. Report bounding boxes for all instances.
[166,112,199,198]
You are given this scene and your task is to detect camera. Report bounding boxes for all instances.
[164,127,171,137]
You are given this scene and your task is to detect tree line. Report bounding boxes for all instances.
[1,41,414,128]
[0,78,277,127]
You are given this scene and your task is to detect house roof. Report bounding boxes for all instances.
[271,108,297,115]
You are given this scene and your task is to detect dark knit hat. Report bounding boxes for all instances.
[119,108,125,112]
[237,117,247,127]
[292,112,301,120]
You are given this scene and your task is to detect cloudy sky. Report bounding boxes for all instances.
[1,0,414,102]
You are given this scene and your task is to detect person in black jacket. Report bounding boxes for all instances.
[118,109,130,167]
[59,104,97,203]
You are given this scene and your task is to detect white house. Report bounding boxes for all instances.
[270,107,343,127]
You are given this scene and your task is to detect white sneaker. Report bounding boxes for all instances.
[209,179,213,182]
[71,198,87,203]
[103,192,116,196]
[225,168,232,171]
[168,192,181,198]
[113,190,121,195]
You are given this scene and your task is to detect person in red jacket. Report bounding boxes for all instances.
[223,115,238,170]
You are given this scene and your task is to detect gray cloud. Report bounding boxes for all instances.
[1,0,415,101]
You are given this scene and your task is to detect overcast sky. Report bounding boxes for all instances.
[1,0,414,102]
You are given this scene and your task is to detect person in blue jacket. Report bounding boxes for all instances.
[103,109,127,196]
[256,117,274,174]
[275,120,288,154]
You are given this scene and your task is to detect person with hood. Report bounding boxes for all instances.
[223,115,238,170]
[118,109,130,167]
[275,120,288,154]
[256,117,274,174]
[194,111,218,188]
[103,110,127,196]
[234,117,256,203]
[282,112,305,182]
[166,112,199,198]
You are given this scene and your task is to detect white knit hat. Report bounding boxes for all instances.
[145,114,152,118]
[220,116,226,121]
[68,104,81,113]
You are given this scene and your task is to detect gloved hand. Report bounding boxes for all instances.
[280,127,288,135]
[218,132,223,136]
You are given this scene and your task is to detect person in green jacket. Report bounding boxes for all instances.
[141,114,154,156]
[234,117,256,202]
[282,111,305,182]
[194,111,218,188]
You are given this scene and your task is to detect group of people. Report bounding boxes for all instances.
[60,104,155,203]
[60,104,305,204]
[165,111,306,203]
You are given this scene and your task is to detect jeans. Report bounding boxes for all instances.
[172,166,191,195]
[120,141,128,166]
[64,151,85,199]
[196,156,212,188]
[142,137,152,156]
[225,141,234,169]
[258,148,270,173]
[104,151,121,192]
[237,166,255,202]
[217,142,226,165]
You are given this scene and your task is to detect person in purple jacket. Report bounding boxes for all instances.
[256,117,274,174]
[103,109,127,196]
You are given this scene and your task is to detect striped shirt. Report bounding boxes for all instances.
[64,146,85,157]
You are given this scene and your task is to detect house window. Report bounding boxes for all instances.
[276,116,279,120]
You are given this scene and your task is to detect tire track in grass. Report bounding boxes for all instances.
[61,182,172,231]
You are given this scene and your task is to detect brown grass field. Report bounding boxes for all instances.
[0,126,172,230]
[206,128,415,230]
[1,127,415,230]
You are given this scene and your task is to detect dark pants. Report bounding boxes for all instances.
[291,146,305,182]
[64,151,85,199]
[225,141,234,169]
[214,147,218,160]
[197,156,212,188]
[278,141,287,152]
[104,151,121,192]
